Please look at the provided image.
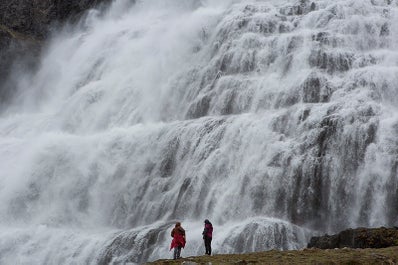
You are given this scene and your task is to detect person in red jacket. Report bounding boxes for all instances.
[202,219,213,255]
[170,222,186,259]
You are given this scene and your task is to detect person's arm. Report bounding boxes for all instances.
[202,227,207,238]
[180,228,186,241]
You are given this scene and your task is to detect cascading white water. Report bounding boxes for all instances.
[1,0,398,263]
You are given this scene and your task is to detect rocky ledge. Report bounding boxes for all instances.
[0,0,112,41]
[308,227,398,249]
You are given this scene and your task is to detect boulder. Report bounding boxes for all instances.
[308,227,398,249]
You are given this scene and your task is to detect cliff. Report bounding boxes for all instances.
[0,0,111,102]
[308,227,398,249]
[0,0,112,40]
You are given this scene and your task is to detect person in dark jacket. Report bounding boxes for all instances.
[170,222,186,259]
[202,219,213,255]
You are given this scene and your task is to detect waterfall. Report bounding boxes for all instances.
[1,0,398,263]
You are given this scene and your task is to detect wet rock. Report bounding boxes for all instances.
[0,0,112,103]
[186,94,211,119]
[279,0,317,16]
[308,227,398,249]
[0,0,112,39]
[97,223,171,265]
[0,28,39,105]
[312,32,330,44]
[301,73,331,103]
[309,49,354,73]
[380,22,389,36]
[219,218,305,253]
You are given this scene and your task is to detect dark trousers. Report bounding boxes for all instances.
[173,246,181,259]
[204,237,212,255]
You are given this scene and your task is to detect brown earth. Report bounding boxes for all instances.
[146,246,398,265]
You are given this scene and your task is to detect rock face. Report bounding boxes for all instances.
[0,0,111,103]
[0,0,113,40]
[0,0,111,40]
[308,227,398,249]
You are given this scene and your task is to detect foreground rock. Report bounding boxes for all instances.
[308,227,398,249]
[146,246,398,265]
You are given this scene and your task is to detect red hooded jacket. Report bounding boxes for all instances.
[170,224,186,250]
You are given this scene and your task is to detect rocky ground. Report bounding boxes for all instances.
[146,247,398,265]
[147,227,398,265]
[308,227,398,249]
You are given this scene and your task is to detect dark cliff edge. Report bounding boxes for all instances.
[0,0,112,104]
[308,227,398,249]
